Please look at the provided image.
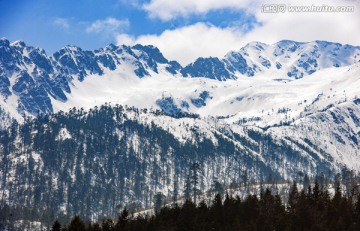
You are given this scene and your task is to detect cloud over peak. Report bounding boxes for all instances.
[116,22,245,65]
[86,17,130,35]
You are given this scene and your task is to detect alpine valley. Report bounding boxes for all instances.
[0,38,360,227]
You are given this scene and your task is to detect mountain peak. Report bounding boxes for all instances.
[11,40,26,47]
[243,41,269,51]
[132,44,169,64]
[104,43,118,51]
[63,44,82,51]
[132,44,157,50]
[312,40,343,47]
[0,37,10,46]
[275,40,304,45]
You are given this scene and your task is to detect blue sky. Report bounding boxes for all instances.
[0,0,359,65]
[0,0,254,51]
[0,0,166,51]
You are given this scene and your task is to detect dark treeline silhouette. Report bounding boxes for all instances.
[52,182,360,231]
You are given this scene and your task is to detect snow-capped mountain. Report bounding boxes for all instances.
[182,40,360,80]
[0,38,359,224]
[0,38,359,118]
[0,37,360,172]
[0,38,183,116]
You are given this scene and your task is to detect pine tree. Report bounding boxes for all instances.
[89,222,102,231]
[191,162,200,205]
[153,192,164,214]
[51,220,61,231]
[303,174,310,190]
[355,193,360,227]
[172,176,179,205]
[333,175,342,206]
[115,208,128,231]
[312,181,321,202]
[68,216,86,231]
[288,181,299,215]
[210,194,223,230]
[102,218,115,231]
[242,170,249,193]
[211,180,224,197]
[183,175,192,202]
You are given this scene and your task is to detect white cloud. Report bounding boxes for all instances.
[54,18,70,30]
[116,23,245,65]
[118,0,142,8]
[143,0,253,21]
[86,17,129,35]
[117,0,360,65]
[116,33,136,45]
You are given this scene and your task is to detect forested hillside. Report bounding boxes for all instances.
[1,103,351,228]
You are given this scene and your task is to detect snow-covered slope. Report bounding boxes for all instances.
[0,38,359,168]
[45,63,360,171]
[0,38,359,118]
[0,39,359,166]
[51,62,359,126]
